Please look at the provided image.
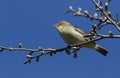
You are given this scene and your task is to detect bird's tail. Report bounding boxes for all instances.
[93,44,108,56]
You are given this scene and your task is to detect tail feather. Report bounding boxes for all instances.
[94,45,108,56]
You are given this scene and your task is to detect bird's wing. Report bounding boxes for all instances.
[72,26,86,35]
[71,26,91,41]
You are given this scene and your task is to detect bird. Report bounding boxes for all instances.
[54,21,108,56]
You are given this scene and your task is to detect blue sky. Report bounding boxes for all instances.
[0,0,120,78]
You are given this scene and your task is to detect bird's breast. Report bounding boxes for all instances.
[60,28,86,45]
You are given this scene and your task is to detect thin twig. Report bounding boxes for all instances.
[91,0,120,31]
[0,0,120,64]
[1,34,120,64]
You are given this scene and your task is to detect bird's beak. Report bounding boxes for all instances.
[54,24,57,28]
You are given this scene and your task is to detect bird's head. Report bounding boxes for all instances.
[54,21,71,31]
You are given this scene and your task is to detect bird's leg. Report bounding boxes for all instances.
[67,44,80,51]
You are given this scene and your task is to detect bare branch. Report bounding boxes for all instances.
[0,33,120,64]
[0,0,120,64]
[91,0,120,31]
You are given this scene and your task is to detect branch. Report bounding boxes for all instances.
[0,0,120,64]
[0,34,120,64]
[91,0,120,31]
[66,0,120,31]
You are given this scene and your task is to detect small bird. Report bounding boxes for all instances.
[54,21,108,56]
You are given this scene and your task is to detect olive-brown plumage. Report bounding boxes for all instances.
[54,21,108,56]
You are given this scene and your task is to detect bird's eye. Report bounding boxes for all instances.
[59,23,62,25]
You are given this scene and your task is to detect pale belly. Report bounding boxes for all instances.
[60,30,95,48]
[60,30,86,44]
